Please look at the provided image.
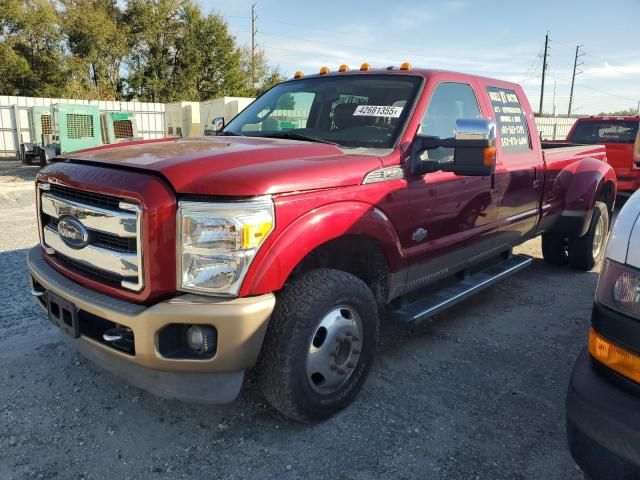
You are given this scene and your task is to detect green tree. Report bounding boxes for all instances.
[172,6,246,101]
[239,46,286,96]
[61,0,128,100]
[0,0,67,96]
[123,0,190,101]
[598,107,640,116]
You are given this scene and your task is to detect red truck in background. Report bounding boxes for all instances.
[566,116,640,194]
[28,65,616,422]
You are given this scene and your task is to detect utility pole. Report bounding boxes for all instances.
[539,32,549,115]
[568,44,584,116]
[251,3,257,88]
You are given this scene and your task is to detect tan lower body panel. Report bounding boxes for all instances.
[27,246,275,374]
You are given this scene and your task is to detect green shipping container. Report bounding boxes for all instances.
[28,106,52,147]
[51,103,102,154]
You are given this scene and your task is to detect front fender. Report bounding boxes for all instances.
[239,201,405,296]
[552,157,616,237]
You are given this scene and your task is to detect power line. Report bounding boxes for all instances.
[517,47,544,83]
[548,72,638,103]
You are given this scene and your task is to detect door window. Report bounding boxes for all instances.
[419,82,481,162]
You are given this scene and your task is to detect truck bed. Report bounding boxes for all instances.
[541,143,607,164]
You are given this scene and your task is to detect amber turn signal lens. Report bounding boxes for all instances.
[589,328,640,384]
[360,63,371,71]
[319,66,330,75]
[400,62,411,70]
[483,146,496,166]
[338,64,349,72]
[293,70,303,79]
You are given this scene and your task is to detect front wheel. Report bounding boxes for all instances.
[568,201,609,271]
[257,268,379,422]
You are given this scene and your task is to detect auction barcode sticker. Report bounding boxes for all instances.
[353,105,403,118]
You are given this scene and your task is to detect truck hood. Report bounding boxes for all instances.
[62,137,383,196]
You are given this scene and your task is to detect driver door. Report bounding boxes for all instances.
[405,81,500,289]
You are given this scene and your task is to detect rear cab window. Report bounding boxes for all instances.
[569,120,639,144]
[486,86,532,153]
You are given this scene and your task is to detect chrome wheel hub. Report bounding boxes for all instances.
[306,306,363,394]
[592,214,605,258]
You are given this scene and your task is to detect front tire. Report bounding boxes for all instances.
[257,269,379,422]
[568,201,609,271]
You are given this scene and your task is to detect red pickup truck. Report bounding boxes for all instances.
[566,116,640,194]
[28,65,616,422]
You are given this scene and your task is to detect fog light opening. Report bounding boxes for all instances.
[186,325,216,354]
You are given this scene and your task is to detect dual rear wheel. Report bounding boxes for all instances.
[542,201,609,271]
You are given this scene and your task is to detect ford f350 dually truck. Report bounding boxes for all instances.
[28,64,616,422]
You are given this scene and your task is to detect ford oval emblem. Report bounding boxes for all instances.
[57,216,89,249]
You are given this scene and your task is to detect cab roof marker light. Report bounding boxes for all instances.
[360,63,371,71]
[400,62,411,70]
[319,66,330,75]
[338,64,349,72]
[293,70,304,79]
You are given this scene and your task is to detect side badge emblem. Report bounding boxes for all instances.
[412,228,428,242]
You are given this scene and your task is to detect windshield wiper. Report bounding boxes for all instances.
[217,130,244,136]
[260,132,339,146]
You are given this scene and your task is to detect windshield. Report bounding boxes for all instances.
[223,74,423,149]
[569,120,639,144]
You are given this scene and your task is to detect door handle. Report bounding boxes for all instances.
[533,166,542,188]
[490,174,498,197]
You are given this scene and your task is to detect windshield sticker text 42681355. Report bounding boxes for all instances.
[352,105,403,118]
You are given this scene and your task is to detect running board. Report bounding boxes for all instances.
[392,254,532,325]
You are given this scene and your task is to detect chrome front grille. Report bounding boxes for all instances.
[38,183,143,291]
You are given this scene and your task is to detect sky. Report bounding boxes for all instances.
[199,0,640,116]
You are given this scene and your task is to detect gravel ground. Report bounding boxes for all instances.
[0,160,591,480]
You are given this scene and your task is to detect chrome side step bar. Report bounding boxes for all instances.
[392,254,532,325]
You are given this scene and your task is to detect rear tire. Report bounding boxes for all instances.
[541,233,568,266]
[257,268,379,422]
[568,201,609,271]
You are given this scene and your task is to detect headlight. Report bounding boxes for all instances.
[596,259,640,318]
[177,197,274,296]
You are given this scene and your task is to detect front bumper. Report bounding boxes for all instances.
[27,246,275,403]
[567,349,640,479]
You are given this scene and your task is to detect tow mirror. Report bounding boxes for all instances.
[204,116,225,136]
[412,118,497,176]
